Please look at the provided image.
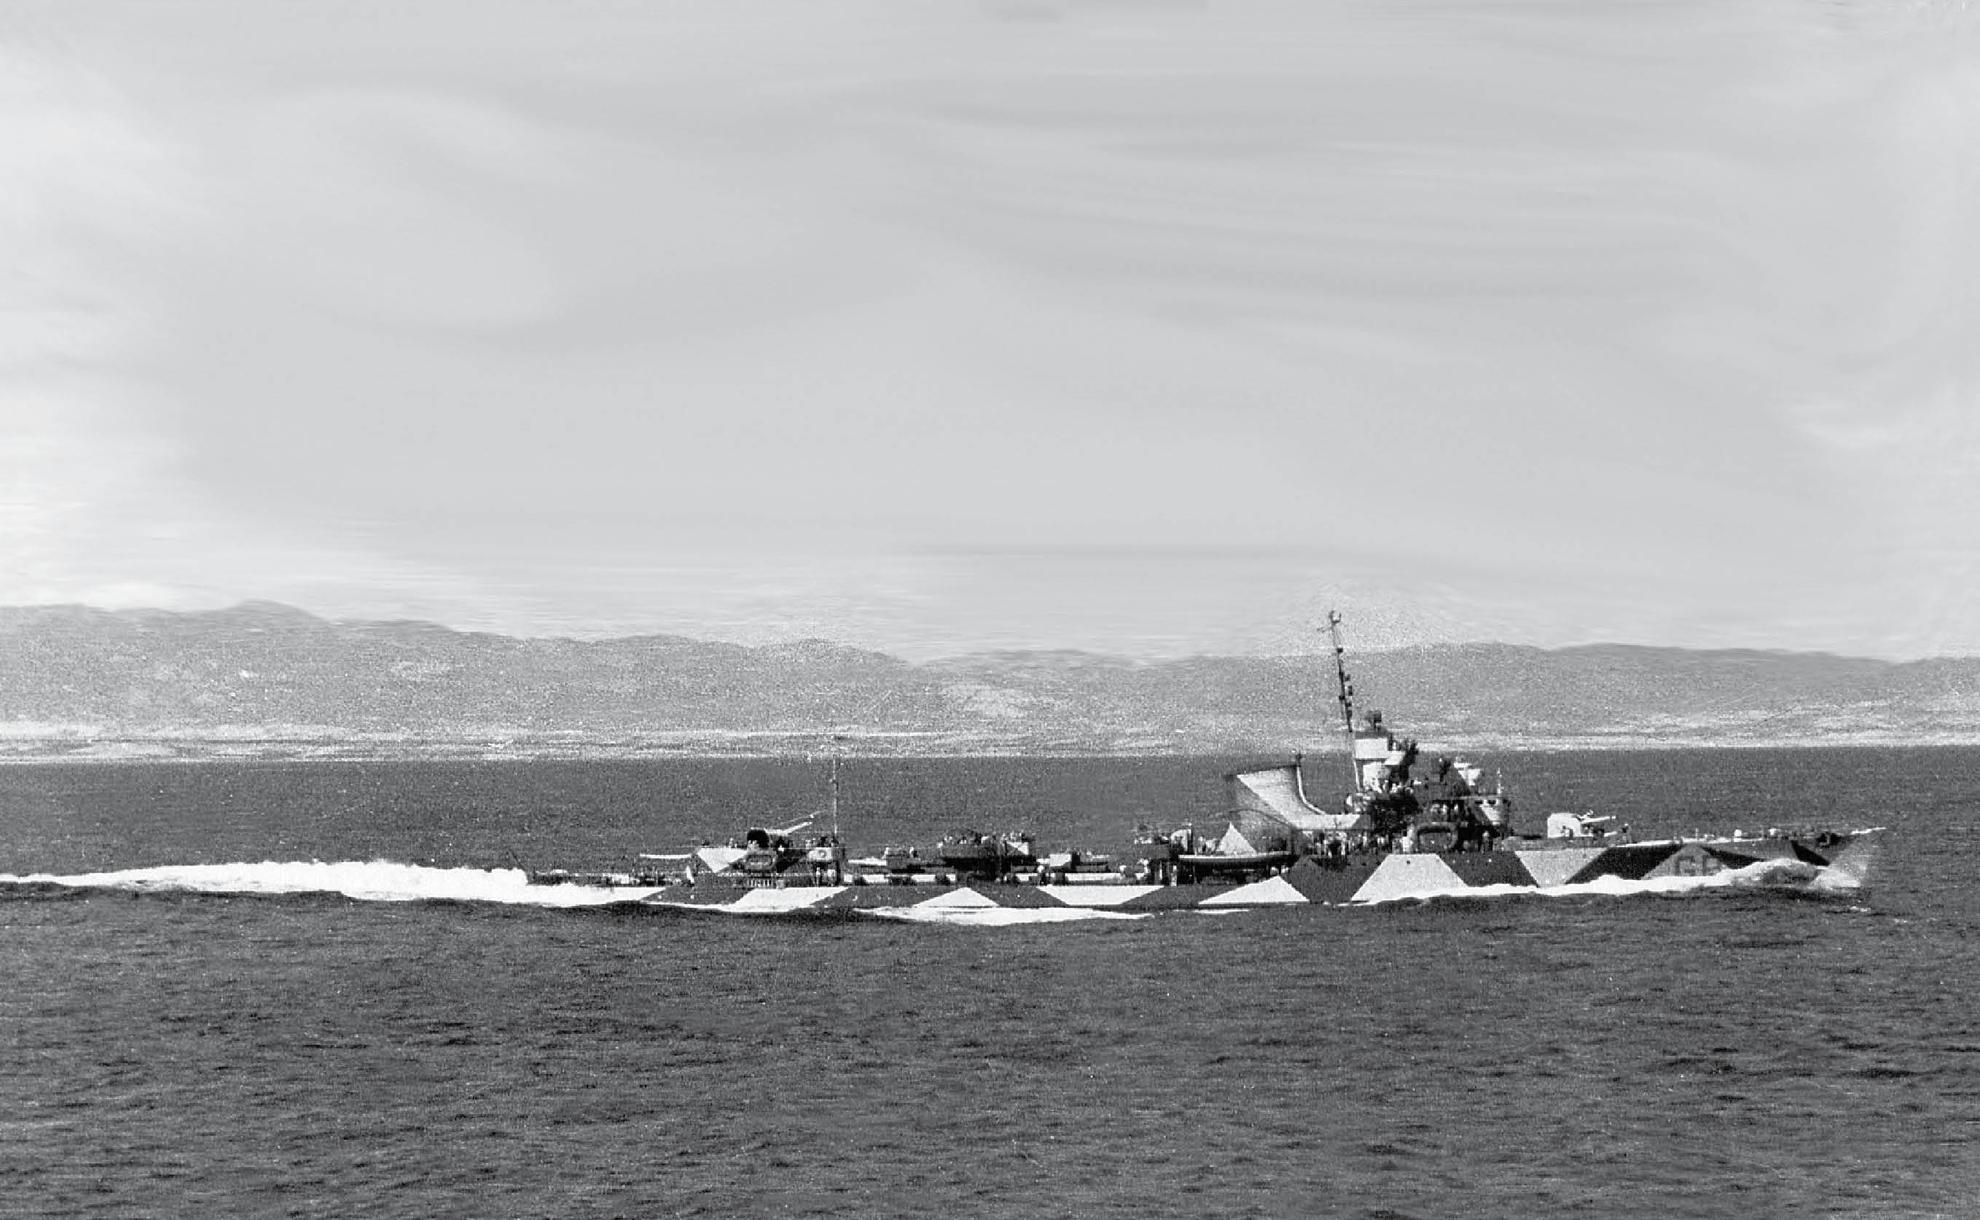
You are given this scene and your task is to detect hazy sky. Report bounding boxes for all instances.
[5,0,1979,658]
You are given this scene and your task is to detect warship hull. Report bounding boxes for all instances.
[632,828,1883,917]
[565,615,1888,919]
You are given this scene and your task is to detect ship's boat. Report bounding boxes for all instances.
[937,831,1037,880]
[1039,849,1125,884]
[540,612,1884,914]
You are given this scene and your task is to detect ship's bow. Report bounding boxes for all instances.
[1811,828,1886,895]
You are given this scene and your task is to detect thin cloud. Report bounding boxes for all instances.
[4,2,1979,658]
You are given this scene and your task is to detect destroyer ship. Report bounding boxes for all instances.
[545,613,1883,915]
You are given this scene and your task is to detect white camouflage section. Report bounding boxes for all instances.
[914,888,1000,909]
[1200,876,1307,906]
[712,886,846,913]
[1348,854,1468,903]
[693,846,749,874]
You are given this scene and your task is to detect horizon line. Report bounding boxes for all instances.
[0,599,1961,666]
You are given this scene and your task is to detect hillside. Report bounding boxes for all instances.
[2,603,1975,760]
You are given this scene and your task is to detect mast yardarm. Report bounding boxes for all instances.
[1326,610,1360,791]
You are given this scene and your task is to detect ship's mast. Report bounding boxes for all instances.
[828,735,845,841]
[1325,610,1361,792]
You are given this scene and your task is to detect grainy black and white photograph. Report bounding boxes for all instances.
[4,2,1977,1217]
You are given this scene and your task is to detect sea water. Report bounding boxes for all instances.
[2,751,1976,1219]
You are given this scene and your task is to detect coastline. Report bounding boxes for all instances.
[2,728,1974,764]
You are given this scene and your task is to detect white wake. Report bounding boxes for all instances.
[864,905,1148,926]
[0,860,660,908]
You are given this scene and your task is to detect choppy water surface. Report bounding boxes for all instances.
[3,750,1978,1219]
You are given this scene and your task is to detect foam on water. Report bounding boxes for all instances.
[864,905,1146,926]
[0,860,660,908]
[1360,855,1843,906]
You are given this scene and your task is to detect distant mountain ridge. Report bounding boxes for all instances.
[1,602,1975,760]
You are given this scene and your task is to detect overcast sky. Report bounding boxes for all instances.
[5,0,1978,658]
